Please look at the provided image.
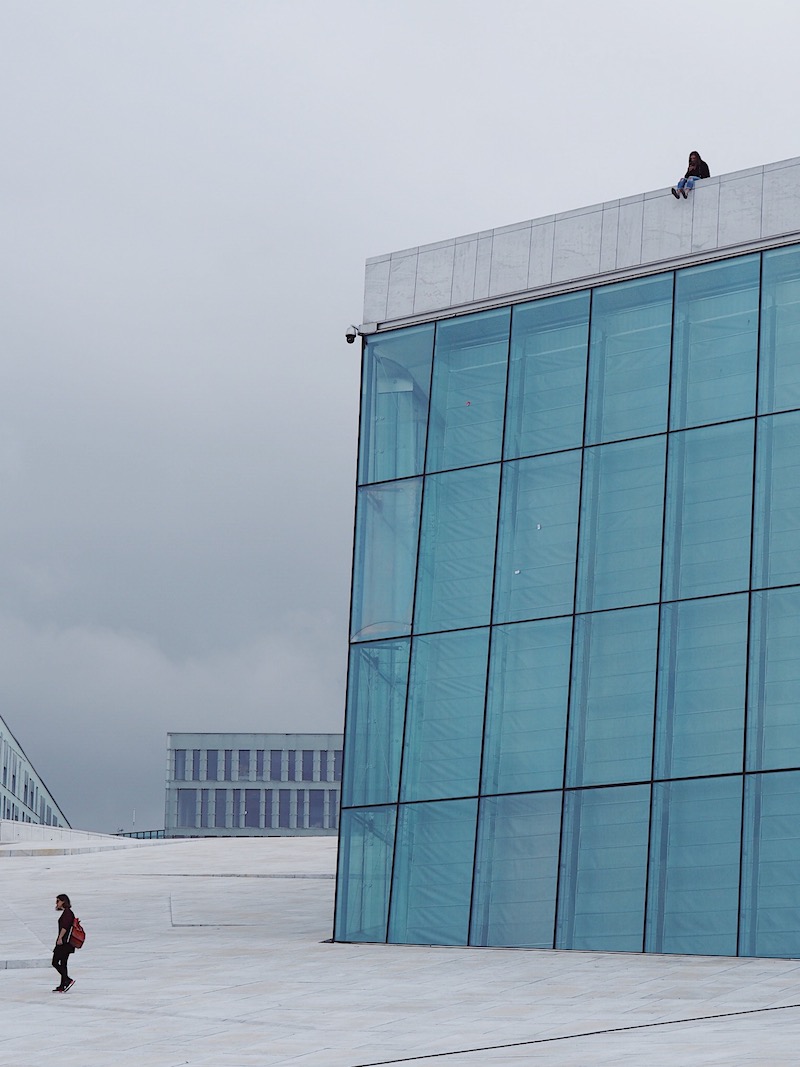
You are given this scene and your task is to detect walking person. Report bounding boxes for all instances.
[52,893,76,992]
[671,150,711,199]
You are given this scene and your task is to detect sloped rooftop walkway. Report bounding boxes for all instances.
[2,831,800,1066]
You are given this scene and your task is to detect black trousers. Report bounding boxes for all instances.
[51,944,73,986]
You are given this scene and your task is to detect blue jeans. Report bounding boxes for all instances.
[677,176,700,192]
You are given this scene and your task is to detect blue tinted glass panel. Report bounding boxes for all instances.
[753,412,800,588]
[482,618,571,794]
[359,324,435,485]
[662,422,754,601]
[504,292,589,458]
[335,806,396,943]
[176,789,197,828]
[740,771,800,957]
[494,452,580,623]
[414,465,500,633]
[343,640,409,807]
[759,245,800,415]
[425,308,510,473]
[388,799,477,946]
[351,479,422,641]
[585,274,672,444]
[576,436,665,612]
[747,588,800,771]
[646,776,742,955]
[566,607,657,787]
[400,629,488,802]
[471,792,561,948]
[654,595,747,779]
[557,785,649,951]
[671,255,759,430]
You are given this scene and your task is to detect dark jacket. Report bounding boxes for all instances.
[686,158,711,179]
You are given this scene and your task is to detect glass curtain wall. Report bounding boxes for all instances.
[337,242,800,957]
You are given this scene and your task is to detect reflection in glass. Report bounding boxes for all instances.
[425,308,510,473]
[400,629,489,802]
[414,465,500,633]
[343,639,409,807]
[504,291,589,458]
[335,806,396,943]
[351,479,422,641]
[646,776,742,955]
[494,452,580,623]
[671,255,759,430]
[576,436,665,612]
[566,606,657,786]
[662,422,754,601]
[586,274,672,444]
[557,785,649,951]
[482,619,571,795]
[747,588,800,771]
[654,595,747,779]
[753,412,800,589]
[759,245,800,415]
[740,771,800,957]
[471,792,561,947]
[389,799,477,945]
[358,324,435,485]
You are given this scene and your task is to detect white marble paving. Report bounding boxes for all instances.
[362,155,800,327]
[2,834,800,1066]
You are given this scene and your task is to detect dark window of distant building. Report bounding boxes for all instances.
[302,750,314,780]
[206,750,218,781]
[309,790,325,828]
[177,789,197,828]
[279,790,291,828]
[296,789,306,827]
[334,751,343,781]
[270,750,282,781]
[239,750,250,779]
[232,789,242,826]
[174,749,187,781]
[319,750,329,781]
[224,750,233,780]
[287,751,297,781]
[200,789,210,827]
[256,750,265,779]
[245,789,260,828]
[265,789,273,828]
[192,750,201,780]
[215,789,227,828]
[328,789,339,830]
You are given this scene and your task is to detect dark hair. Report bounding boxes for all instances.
[56,893,71,908]
[689,150,704,164]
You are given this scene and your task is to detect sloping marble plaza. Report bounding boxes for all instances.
[2,829,800,1066]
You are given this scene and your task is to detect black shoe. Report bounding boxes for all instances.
[52,986,64,992]
[62,979,75,992]
[671,188,680,199]
[681,189,688,199]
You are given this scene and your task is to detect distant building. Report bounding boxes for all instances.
[165,732,343,837]
[0,713,69,827]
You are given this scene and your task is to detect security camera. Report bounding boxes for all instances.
[345,325,359,344]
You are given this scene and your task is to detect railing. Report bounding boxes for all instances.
[115,829,165,839]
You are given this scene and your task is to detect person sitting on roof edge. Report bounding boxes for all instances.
[671,151,711,199]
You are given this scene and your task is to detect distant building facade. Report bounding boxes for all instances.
[0,713,69,827]
[165,732,343,837]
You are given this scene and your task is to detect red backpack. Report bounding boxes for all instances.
[68,917,86,950]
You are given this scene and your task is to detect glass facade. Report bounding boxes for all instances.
[336,242,800,957]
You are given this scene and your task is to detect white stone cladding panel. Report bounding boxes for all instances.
[414,243,456,315]
[763,161,800,238]
[690,181,720,252]
[363,257,390,323]
[473,234,494,301]
[615,197,644,269]
[527,220,555,287]
[599,205,620,272]
[385,251,418,320]
[451,237,479,305]
[552,210,602,283]
[718,173,763,247]
[641,192,694,263]
[489,225,532,297]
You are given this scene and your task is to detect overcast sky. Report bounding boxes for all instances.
[1,1,797,832]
